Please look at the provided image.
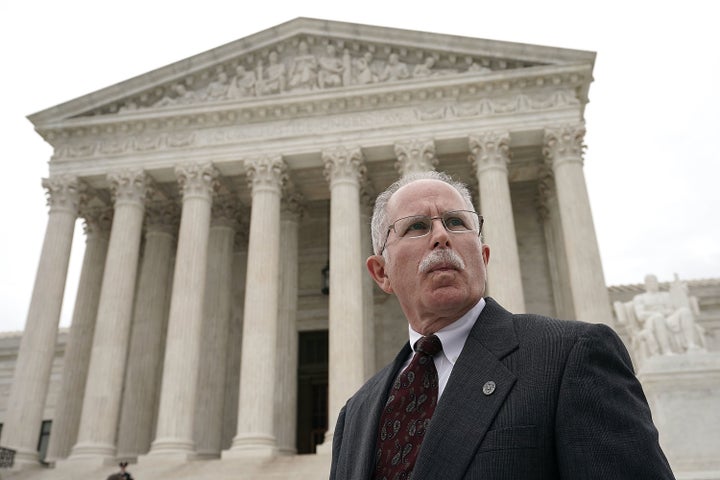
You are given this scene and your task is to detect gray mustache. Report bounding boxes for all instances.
[418,249,465,273]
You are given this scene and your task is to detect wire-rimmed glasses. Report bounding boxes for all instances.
[379,209,483,254]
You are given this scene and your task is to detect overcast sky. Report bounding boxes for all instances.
[1,0,718,332]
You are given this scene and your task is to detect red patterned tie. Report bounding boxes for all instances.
[373,335,443,480]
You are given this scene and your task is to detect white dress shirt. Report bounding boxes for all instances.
[404,297,486,400]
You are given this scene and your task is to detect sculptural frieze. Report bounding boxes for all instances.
[101,39,518,114]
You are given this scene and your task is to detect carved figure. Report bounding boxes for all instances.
[204,70,229,101]
[413,56,436,78]
[228,65,256,98]
[288,41,318,91]
[354,52,376,84]
[467,62,492,74]
[154,84,197,107]
[380,53,410,82]
[615,274,706,361]
[317,44,344,89]
[257,50,286,95]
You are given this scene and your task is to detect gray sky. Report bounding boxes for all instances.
[1,0,718,332]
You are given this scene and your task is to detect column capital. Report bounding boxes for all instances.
[535,165,555,222]
[212,193,240,229]
[42,175,84,215]
[322,146,366,187]
[543,125,586,168]
[175,163,219,201]
[468,131,511,174]
[145,198,180,234]
[244,155,287,195]
[108,169,151,207]
[281,189,306,221]
[393,138,438,176]
[80,205,114,236]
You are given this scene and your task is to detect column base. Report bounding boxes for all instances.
[222,433,277,459]
[67,441,116,463]
[144,437,195,461]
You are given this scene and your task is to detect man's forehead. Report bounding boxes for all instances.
[389,179,464,211]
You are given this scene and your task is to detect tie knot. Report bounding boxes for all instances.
[414,335,442,357]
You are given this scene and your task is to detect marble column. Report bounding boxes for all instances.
[536,168,575,319]
[149,163,218,458]
[321,146,367,448]
[469,132,525,313]
[544,125,612,324]
[274,190,303,455]
[116,199,178,459]
[2,176,82,465]
[194,194,237,459]
[45,204,112,463]
[226,156,286,458]
[394,138,438,175]
[221,225,249,450]
[70,170,149,461]
[360,191,376,380]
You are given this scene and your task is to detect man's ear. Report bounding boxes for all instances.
[366,255,393,294]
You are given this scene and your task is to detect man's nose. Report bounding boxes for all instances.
[430,217,451,247]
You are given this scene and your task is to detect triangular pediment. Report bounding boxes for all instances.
[29,17,595,128]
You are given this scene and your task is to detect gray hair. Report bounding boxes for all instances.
[370,171,476,255]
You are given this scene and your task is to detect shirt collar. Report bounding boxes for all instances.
[408,297,486,365]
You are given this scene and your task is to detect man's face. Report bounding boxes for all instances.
[367,179,490,334]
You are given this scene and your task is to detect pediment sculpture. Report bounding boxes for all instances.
[614,274,707,364]
[114,39,507,115]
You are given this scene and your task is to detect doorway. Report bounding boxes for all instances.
[296,330,328,454]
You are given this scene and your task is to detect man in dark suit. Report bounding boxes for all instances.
[330,171,674,479]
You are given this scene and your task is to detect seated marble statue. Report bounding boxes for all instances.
[616,274,706,360]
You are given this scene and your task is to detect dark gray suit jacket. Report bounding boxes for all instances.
[330,298,675,479]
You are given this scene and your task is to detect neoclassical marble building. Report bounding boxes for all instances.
[3,18,716,480]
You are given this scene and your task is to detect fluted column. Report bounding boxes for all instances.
[116,199,178,459]
[194,194,237,459]
[226,156,286,458]
[45,204,111,463]
[544,125,612,324]
[360,190,376,379]
[394,139,438,176]
[274,190,303,455]
[321,146,366,448]
[536,169,575,319]
[70,170,149,461]
[221,224,249,449]
[2,176,82,465]
[149,163,218,458]
[469,132,525,313]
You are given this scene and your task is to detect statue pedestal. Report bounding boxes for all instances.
[638,352,720,479]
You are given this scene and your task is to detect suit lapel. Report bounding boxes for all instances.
[340,343,412,480]
[413,298,519,479]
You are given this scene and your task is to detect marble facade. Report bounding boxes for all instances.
[1,18,716,480]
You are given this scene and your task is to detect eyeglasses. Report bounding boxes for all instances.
[379,209,483,254]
